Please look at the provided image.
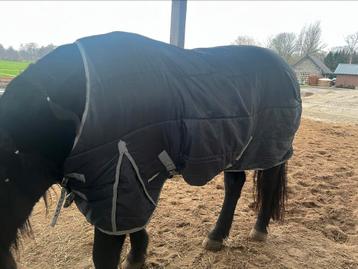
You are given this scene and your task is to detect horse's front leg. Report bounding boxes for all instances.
[203,171,246,251]
[93,228,126,269]
[122,229,149,269]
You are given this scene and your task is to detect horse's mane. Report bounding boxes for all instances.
[13,215,33,251]
[12,192,49,251]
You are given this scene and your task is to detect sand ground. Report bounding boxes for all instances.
[15,87,358,269]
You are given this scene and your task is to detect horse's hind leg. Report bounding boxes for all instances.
[122,229,149,269]
[93,228,126,269]
[249,162,287,242]
[203,171,246,251]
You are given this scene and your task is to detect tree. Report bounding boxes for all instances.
[5,46,19,61]
[233,35,258,46]
[0,44,5,59]
[0,43,56,61]
[38,44,56,58]
[268,32,297,63]
[296,21,326,56]
[344,32,358,64]
[324,50,350,71]
[19,43,39,61]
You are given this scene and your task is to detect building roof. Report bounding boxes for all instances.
[293,54,332,74]
[334,64,358,75]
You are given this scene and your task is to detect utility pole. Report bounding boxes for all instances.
[170,0,187,48]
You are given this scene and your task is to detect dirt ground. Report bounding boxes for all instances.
[15,88,358,269]
[301,87,358,124]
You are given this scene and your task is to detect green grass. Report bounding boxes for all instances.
[0,60,31,78]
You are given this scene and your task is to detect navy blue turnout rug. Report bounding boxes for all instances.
[15,32,303,235]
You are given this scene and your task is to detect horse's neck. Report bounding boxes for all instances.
[0,43,86,168]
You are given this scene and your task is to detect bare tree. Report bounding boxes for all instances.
[19,43,40,61]
[296,21,326,56]
[232,35,258,46]
[345,32,358,64]
[268,32,297,63]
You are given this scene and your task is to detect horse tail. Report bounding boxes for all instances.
[252,162,288,221]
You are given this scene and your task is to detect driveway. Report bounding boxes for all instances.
[301,87,358,124]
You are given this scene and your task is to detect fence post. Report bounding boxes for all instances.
[170,0,187,48]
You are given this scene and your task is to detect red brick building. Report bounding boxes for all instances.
[334,64,358,89]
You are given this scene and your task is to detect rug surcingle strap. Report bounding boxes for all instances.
[50,177,71,227]
[158,151,177,176]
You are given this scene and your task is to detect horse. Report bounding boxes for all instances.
[0,32,301,269]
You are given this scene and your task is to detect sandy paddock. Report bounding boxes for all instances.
[15,88,358,269]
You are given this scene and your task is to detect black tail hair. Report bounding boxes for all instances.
[253,162,287,221]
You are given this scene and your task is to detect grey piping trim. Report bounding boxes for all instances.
[111,140,156,233]
[125,150,157,206]
[225,163,233,169]
[97,163,167,236]
[148,172,160,183]
[235,136,253,161]
[224,159,288,172]
[253,159,288,170]
[66,173,86,183]
[97,174,166,236]
[97,224,148,236]
[111,141,125,232]
[72,41,91,150]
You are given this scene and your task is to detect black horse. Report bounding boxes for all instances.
[0,32,301,269]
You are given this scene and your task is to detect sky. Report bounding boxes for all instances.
[1,1,357,51]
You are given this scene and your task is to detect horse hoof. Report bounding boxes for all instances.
[121,259,144,269]
[202,237,223,251]
[249,228,268,242]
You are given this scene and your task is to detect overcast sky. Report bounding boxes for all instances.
[1,1,357,50]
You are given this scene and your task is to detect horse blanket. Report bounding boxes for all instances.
[62,32,302,235]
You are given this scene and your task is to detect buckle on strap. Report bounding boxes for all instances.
[158,151,177,176]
